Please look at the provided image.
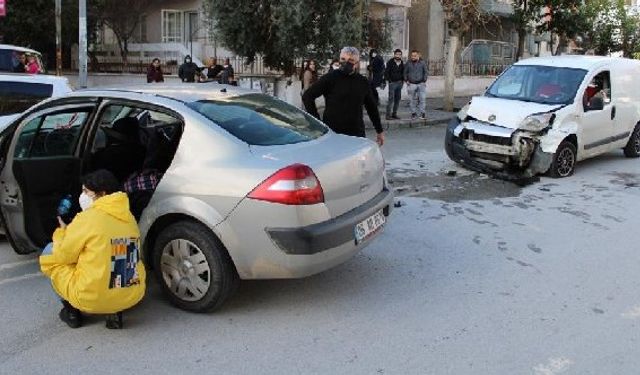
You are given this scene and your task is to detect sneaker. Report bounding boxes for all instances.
[421,113,427,120]
[391,114,400,120]
[411,113,417,120]
[59,301,83,328]
[105,312,123,329]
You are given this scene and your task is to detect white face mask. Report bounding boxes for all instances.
[79,192,94,211]
[332,64,340,70]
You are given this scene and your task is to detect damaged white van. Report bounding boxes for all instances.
[445,56,640,180]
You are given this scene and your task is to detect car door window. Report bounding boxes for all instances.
[583,71,611,110]
[14,109,91,158]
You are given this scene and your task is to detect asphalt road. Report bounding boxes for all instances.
[2,125,640,374]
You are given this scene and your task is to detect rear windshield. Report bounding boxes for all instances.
[0,81,53,115]
[187,93,328,146]
[0,49,44,73]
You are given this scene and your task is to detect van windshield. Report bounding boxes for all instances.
[486,65,587,105]
[187,93,328,146]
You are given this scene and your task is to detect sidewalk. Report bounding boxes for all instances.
[364,96,471,131]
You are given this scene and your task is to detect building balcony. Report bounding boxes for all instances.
[480,0,514,16]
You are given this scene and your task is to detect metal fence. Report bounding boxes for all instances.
[90,56,511,77]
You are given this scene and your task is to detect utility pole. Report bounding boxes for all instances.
[55,0,62,76]
[78,0,88,88]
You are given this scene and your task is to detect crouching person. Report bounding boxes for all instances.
[40,169,146,329]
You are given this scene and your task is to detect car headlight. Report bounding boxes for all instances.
[457,103,470,121]
[518,113,554,132]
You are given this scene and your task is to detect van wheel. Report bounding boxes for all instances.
[152,221,238,312]
[549,141,577,178]
[623,124,640,158]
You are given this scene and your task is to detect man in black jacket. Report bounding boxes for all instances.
[178,55,201,83]
[384,49,404,120]
[302,46,384,146]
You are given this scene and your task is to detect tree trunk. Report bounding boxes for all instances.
[554,34,566,56]
[443,32,459,112]
[516,29,526,61]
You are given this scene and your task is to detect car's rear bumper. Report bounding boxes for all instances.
[219,188,394,279]
[266,188,393,255]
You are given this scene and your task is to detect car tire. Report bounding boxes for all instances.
[152,221,238,313]
[623,124,640,158]
[548,141,577,178]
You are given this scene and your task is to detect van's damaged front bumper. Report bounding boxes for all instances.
[444,117,554,184]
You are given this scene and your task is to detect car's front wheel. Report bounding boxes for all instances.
[548,141,577,178]
[623,124,640,158]
[152,221,238,312]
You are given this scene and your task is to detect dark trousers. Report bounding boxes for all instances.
[387,81,403,116]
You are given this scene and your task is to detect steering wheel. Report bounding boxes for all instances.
[44,128,76,155]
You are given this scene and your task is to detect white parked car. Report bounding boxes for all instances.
[0,73,73,130]
[445,56,640,179]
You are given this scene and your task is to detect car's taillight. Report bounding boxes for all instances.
[248,164,324,205]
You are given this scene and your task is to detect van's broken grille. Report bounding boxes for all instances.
[467,132,512,146]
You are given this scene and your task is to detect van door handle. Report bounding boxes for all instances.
[611,106,616,120]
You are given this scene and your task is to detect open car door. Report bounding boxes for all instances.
[0,102,97,254]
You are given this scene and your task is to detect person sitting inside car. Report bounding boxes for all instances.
[39,169,146,329]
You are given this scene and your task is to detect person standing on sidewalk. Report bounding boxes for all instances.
[302,46,384,146]
[367,49,385,106]
[300,59,318,95]
[146,58,164,83]
[404,50,428,120]
[384,49,405,120]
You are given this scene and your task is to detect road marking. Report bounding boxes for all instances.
[533,357,574,375]
[0,272,43,286]
[622,306,640,319]
[0,258,38,272]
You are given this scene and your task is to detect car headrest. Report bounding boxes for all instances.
[112,117,140,139]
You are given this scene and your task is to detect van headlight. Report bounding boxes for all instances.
[457,103,470,121]
[518,113,554,132]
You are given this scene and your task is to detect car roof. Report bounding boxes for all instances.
[0,44,41,55]
[0,73,70,85]
[514,55,628,70]
[68,83,257,102]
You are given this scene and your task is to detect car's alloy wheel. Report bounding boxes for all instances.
[549,141,577,178]
[153,221,239,312]
[623,124,640,158]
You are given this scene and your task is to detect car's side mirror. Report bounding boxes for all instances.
[586,96,604,111]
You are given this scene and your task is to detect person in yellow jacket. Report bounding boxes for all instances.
[40,169,146,329]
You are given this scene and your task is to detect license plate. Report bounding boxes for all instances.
[354,210,386,244]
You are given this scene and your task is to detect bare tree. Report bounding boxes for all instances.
[94,0,152,67]
[439,0,486,111]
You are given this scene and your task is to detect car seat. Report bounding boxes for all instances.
[536,83,562,98]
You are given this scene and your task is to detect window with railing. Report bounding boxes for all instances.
[162,10,183,43]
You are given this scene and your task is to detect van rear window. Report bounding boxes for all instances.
[187,93,328,146]
[0,81,53,116]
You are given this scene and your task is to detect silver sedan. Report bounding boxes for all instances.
[0,84,393,312]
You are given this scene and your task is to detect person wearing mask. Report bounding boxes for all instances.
[206,57,224,81]
[328,58,340,73]
[146,58,164,83]
[384,49,405,120]
[13,53,26,73]
[39,169,146,329]
[300,59,318,95]
[178,55,200,83]
[404,50,429,120]
[302,46,384,146]
[367,49,385,106]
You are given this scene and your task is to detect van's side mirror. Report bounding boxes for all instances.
[586,96,604,111]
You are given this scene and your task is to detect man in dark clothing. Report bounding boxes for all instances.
[206,57,224,80]
[13,53,26,73]
[178,55,200,83]
[404,50,429,119]
[303,46,384,146]
[367,49,385,106]
[384,49,405,120]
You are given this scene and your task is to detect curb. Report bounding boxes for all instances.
[365,115,454,131]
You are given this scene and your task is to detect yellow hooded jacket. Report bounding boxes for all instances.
[40,192,146,314]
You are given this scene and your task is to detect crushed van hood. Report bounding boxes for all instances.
[467,96,562,130]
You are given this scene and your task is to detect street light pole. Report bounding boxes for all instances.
[55,0,62,76]
[78,0,88,88]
